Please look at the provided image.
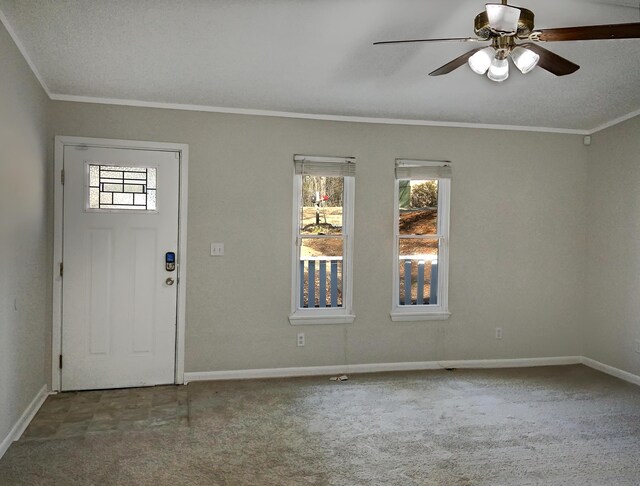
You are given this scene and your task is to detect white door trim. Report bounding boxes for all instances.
[52,136,189,391]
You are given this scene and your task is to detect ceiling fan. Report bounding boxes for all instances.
[374,0,640,82]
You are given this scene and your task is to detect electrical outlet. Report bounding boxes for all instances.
[495,327,503,340]
[297,333,305,347]
[635,340,640,354]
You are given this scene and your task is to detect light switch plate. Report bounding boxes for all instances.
[210,243,224,256]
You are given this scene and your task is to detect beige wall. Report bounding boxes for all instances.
[49,102,588,372]
[585,115,640,376]
[0,22,50,442]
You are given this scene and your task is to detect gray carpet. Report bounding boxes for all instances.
[1,365,640,485]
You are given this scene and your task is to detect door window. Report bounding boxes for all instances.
[87,164,157,211]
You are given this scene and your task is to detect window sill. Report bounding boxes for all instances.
[289,314,356,325]
[390,310,451,322]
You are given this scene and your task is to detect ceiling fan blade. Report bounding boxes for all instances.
[374,37,482,46]
[520,43,580,76]
[535,22,640,42]
[429,47,484,76]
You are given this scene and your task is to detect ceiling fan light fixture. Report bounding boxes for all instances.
[510,46,539,74]
[485,4,521,34]
[487,57,509,82]
[468,47,495,74]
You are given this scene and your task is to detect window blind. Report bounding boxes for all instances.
[395,159,451,180]
[294,155,356,177]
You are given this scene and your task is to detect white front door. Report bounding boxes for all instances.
[61,145,180,391]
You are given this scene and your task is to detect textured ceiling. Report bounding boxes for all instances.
[1,0,639,131]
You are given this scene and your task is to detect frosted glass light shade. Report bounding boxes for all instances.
[487,58,509,82]
[510,46,539,74]
[468,47,495,75]
[485,4,521,34]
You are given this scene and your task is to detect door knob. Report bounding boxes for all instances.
[166,277,175,286]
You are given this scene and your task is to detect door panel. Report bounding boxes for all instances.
[88,228,112,355]
[132,228,157,353]
[62,146,179,391]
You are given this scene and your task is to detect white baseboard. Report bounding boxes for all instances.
[437,356,582,370]
[184,356,582,383]
[581,357,640,387]
[0,384,49,460]
[185,365,349,382]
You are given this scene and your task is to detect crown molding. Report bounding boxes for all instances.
[0,8,51,97]
[587,108,640,135]
[49,93,592,135]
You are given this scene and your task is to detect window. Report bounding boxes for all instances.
[290,155,355,325]
[391,159,451,321]
[87,164,157,211]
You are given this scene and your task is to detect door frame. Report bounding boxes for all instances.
[52,136,189,392]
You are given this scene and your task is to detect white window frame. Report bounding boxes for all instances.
[289,155,356,325]
[391,159,451,322]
